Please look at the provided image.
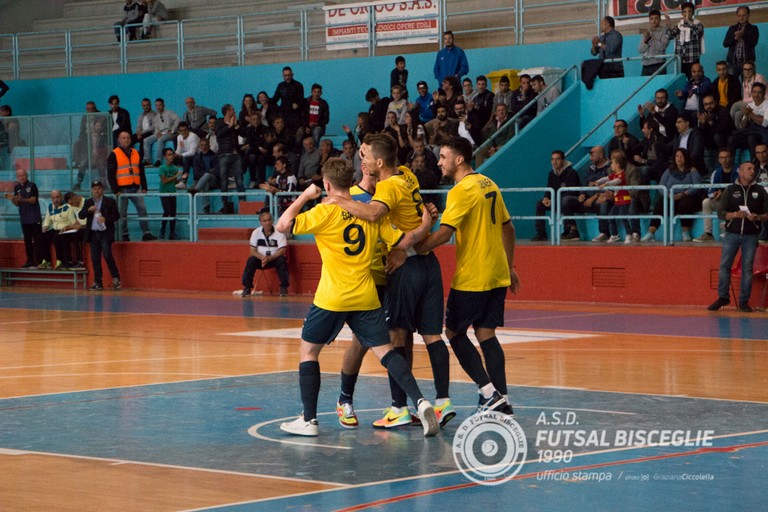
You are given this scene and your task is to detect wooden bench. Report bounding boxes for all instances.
[0,268,89,290]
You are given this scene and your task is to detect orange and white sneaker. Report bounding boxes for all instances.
[372,406,412,429]
[336,401,359,429]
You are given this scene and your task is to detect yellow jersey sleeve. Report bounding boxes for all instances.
[371,166,424,233]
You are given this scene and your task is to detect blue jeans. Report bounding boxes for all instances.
[218,152,244,196]
[717,231,759,305]
[118,185,150,238]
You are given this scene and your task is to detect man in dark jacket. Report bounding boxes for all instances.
[272,66,305,135]
[79,180,121,291]
[532,149,580,241]
[722,6,760,76]
[708,162,768,312]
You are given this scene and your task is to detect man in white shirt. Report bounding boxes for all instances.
[144,97,180,166]
[729,82,768,161]
[135,98,156,162]
[174,122,199,187]
[238,210,290,297]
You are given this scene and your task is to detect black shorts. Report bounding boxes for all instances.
[445,287,507,335]
[301,304,390,347]
[384,252,444,335]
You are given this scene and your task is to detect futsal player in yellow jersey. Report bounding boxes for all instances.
[417,137,522,415]
[275,158,439,437]
[327,133,454,430]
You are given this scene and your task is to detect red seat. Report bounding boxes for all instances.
[730,244,768,309]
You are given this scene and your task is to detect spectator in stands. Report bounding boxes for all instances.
[239,210,289,297]
[79,180,121,290]
[602,153,633,243]
[271,115,295,155]
[108,95,131,148]
[711,61,741,113]
[642,148,702,242]
[694,148,738,243]
[4,169,41,268]
[410,153,439,206]
[563,146,612,242]
[114,0,146,42]
[667,113,707,176]
[590,16,624,79]
[698,94,735,154]
[461,78,474,101]
[142,0,168,39]
[675,63,712,117]
[387,85,408,125]
[190,138,218,214]
[297,136,321,190]
[205,116,218,153]
[532,150,580,241]
[493,75,513,112]
[509,73,536,129]
[255,91,274,127]
[319,139,340,168]
[342,113,369,149]
[340,137,362,183]
[637,88,678,139]
[453,100,476,148]
[363,88,388,134]
[157,147,180,239]
[403,110,426,150]
[639,9,671,76]
[628,118,662,209]
[183,97,215,138]
[390,56,409,100]
[466,75,495,141]
[612,148,644,242]
[173,122,199,188]
[477,103,513,165]
[272,141,298,176]
[108,131,156,241]
[39,189,75,269]
[664,2,704,78]
[62,191,86,269]
[238,94,258,127]
[731,62,766,128]
[708,162,768,312]
[441,76,462,118]
[135,98,156,158]
[723,6,760,77]
[729,82,768,161]
[433,30,469,87]
[144,97,179,166]
[413,81,435,124]
[216,104,243,213]
[241,111,268,188]
[425,105,458,149]
[259,156,297,215]
[303,83,329,146]
[607,119,639,155]
[383,112,406,160]
[531,75,560,114]
[272,66,305,138]
[406,138,439,186]
[73,101,99,189]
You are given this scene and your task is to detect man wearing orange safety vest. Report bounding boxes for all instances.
[107,130,157,241]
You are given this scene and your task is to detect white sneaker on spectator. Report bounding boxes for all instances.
[607,235,621,243]
[641,232,655,242]
[624,235,632,244]
[592,233,608,242]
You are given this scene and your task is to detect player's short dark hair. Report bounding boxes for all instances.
[363,132,398,168]
[443,136,473,163]
[322,157,354,189]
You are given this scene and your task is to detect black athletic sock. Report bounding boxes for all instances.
[426,340,450,398]
[387,346,409,408]
[299,361,321,421]
[381,350,424,408]
[480,336,508,396]
[339,371,358,404]
[449,333,491,388]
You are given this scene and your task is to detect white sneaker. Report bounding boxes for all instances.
[417,399,439,437]
[641,232,655,242]
[624,235,632,244]
[280,413,319,436]
[592,233,608,242]
[607,235,621,243]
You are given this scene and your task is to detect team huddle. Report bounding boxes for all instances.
[275,134,520,437]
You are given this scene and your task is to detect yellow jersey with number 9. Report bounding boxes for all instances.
[293,203,403,311]
[439,173,512,291]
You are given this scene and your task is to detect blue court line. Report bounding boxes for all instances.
[2,289,768,340]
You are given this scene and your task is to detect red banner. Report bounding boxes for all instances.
[611,0,760,18]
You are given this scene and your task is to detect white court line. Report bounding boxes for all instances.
[0,446,348,487]
[0,352,270,371]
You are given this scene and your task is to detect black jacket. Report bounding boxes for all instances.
[78,195,119,242]
[711,75,742,111]
[721,181,768,235]
[723,23,759,65]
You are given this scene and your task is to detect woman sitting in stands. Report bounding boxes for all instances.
[641,147,702,243]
